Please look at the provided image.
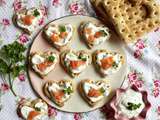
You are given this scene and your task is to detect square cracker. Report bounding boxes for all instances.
[91,0,160,43]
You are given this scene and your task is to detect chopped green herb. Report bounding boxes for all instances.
[63,87,73,94]
[81,58,87,61]
[59,26,66,32]
[126,102,141,110]
[79,56,87,61]
[112,62,118,68]
[35,107,41,111]
[64,61,67,67]
[47,56,55,62]
[100,87,105,94]
[99,30,108,36]
[33,9,40,17]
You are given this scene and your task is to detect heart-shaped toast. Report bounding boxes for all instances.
[43,80,74,107]
[43,23,73,50]
[60,50,91,77]
[92,50,124,77]
[13,8,43,34]
[17,99,48,120]
[79,79,111,106]
[79,21,110,48]
[30,51,58,78]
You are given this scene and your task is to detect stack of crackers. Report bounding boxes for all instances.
[90,0,160,43]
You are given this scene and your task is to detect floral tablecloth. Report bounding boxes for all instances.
[0,0,160,120]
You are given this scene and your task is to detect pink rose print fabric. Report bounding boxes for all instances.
[127,70,144,88]
[18,73,25,82]
[74,113,82,120]
[0,0,6,6]
[13,0,26,12]
[52,0,62,7]
[157,106,160,115]
[153,80,160,98]
[0,0,160,120]
[68,1,88,15]
[18,33,29,44]
[1,19,10,26]
[0,18,10,30]
[0,83,9,93]
[48,106,57,117]
[133,39,147,59]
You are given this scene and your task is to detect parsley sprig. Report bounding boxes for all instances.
[63,87,73,94]
[99,30,108,36]
[126,102,141,110]
[0,41,26,96]
[33,9,40,17]
[100,87,105,94]
[59,26,66,32]
[47,56,55,62]
[78,55,87,61]
[112,62,118,68]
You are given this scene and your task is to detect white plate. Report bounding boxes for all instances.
[28,15,127,113]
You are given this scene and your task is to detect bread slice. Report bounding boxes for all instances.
[60,50,91,77]
[79,80,97,107]
[17,98,48,119]
[43,81,64,107]
[90,0,160,43]
[89,0,115,29]
[79,21,110,49]
[30,51,58,78]
[43,23,73,51]
[43,80,74,107]
[13,7,43,35]
[92,49,124,77]
[78,79,111,107]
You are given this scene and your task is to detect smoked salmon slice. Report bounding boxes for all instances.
[27,111,40,120]
[70,60,85,69]
[51,33,60,42]
[88,88,101,97]
[37,61,53,71]
[100,56,113,69]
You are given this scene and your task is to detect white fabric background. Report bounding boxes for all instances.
[0,0,160,120]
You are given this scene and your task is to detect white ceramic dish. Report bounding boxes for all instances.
[28,15,127,113]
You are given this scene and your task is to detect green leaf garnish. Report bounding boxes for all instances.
[0,59,9,74]
[59,26,66,32]
[79,56,87,61]
[99,30,108,36]
[0,41,26,63]
[63,87,73,94]
[0,41,26,96]
[33,9,40,17]
[11,65,25,78]
[100,87,105,94]
[112,62,118,68]
[35,107,41,111]
[126,102,141,110]
[47,56,55,62]
[81,58,87,61]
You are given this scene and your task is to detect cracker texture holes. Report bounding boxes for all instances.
[90,0,160,43]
